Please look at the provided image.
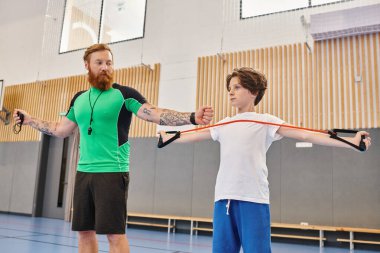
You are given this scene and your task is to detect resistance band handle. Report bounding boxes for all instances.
[329,129,366,152]
[358,135,366,152]
[331,129,357,134]
[17,111,24,125]
[157,131,181,148]
[13,111,25,134]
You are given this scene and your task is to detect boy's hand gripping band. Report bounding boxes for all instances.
[328,129,366,152]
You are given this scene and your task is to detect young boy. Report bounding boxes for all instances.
[160,67,371,253]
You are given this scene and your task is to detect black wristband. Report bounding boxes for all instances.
[190,112,198,125]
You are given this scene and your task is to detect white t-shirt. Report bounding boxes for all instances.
[210,112,284,204]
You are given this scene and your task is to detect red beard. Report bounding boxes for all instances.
[88,68,114,90]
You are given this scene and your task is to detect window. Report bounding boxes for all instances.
[241,0,308,18]
[241,0,350,19]
[0,80,4,110]
[60,0,147,53]
[312,0,343,5]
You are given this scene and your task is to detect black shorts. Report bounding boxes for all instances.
[71,171,129,234]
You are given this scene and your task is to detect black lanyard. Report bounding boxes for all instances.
[88,89,104,135]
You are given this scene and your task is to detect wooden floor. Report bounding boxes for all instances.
[0,213,377,253]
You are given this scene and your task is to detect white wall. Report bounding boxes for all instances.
[0,0,47,85]
[1,0,379,114]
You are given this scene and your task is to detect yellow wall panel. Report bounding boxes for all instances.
[0,64,160,142]
[197,33,380,130]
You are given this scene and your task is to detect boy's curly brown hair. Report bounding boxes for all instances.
[226,67,267,106]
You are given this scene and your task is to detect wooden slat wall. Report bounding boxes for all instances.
[197,33,380,130]
[0,64,160,142]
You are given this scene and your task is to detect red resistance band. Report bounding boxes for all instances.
[157,119,367,152]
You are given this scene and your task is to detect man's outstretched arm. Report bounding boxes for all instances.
[13,109,77,138]
[136,103,213,126]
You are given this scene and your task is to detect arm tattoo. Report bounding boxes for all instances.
[143,108,151,116]
[159,110,191,126]
[143,107,156,122]
[29,118,57,136]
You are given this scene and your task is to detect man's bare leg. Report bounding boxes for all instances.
[107,234,130,253]
[78,230,98,253]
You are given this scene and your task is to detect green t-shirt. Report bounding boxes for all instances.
[66,83,147,173]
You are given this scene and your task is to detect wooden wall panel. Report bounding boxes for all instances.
[0,64,160,142]
[197,33,380,130]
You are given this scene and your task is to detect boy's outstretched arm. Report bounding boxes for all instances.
[277,125,371,152]
[159,129,212,145]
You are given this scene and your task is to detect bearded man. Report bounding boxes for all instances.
[13,43,213,253]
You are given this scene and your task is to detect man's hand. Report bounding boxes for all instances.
[13,109,31,125]
[194,106,213,125]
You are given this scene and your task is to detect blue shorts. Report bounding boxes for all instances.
[212,200,271,253]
